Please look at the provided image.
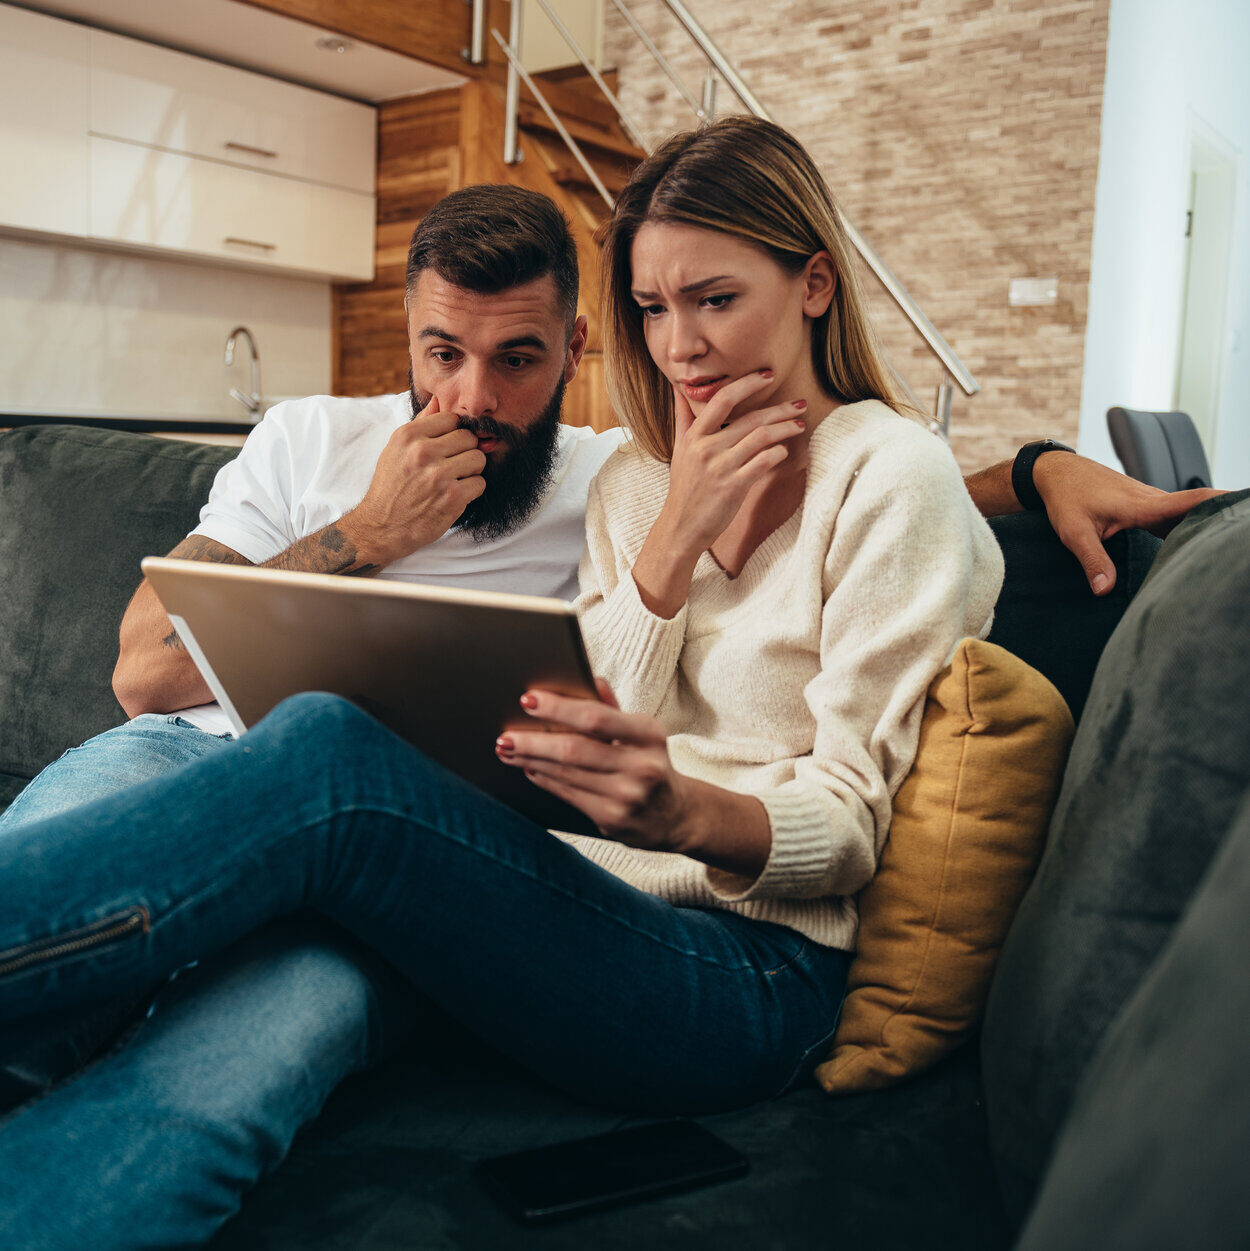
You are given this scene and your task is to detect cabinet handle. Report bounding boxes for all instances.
[224,236,277,251]
[224,141,279,159]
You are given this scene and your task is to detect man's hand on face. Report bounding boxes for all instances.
[340,395,487,566]
[1033,451,1224,596]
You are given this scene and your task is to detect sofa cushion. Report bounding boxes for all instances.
[986,512,1160,723]
[818,639,1072,1094]
[0,426,236,789]
[211,1027,1011,1251]
[1015,790,1250,1251]
[981,489,1250,1225]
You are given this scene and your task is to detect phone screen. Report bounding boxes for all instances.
[474,1119,749,1224]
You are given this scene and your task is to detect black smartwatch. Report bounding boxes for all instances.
[1012,439,1075,512]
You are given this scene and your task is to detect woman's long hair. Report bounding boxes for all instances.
[600,116,914,462]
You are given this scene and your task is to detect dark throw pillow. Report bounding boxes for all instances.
[980,488,1250,1225]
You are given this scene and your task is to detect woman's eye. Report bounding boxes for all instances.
[702,293,735,309]
[639,304,664,319]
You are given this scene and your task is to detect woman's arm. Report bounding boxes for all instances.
[496,682,773,879]
[574,378,806,716]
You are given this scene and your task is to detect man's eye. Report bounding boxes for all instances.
[502,355,530,370]
[431,349,457,364]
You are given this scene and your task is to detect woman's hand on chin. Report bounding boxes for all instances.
[664,372,808,553]
[494,679,693,853]
[632,373,808,618]
[495,680,772,879]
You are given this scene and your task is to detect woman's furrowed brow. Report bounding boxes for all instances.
[631,275,734,301]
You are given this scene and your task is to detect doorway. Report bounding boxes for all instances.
[1174,122,1237,465]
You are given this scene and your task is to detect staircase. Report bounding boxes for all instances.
[515,66,644,235]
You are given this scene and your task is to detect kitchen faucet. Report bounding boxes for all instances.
[224,326,263,423]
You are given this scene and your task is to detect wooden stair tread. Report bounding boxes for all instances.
[517,100,643,160]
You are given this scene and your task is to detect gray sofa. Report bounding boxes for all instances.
[1,421,1246,1250]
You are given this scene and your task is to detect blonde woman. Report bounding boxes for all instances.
[0,119,1001,1246]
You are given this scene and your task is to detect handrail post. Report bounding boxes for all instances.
[464,0,486,65]
[700,69,717,121]
[659,0,771,118]
[491,30,615,208]
[608,0,704,119]
[503,0,523,164]
[930,382,953,440]
[530,0,651,153]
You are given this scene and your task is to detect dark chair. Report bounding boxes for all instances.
[1106,407,1211,490]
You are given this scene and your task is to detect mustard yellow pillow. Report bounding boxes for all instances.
[817,638,1073,1094]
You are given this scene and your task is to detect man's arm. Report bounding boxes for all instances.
[113,536,250,719]
[963,453,1223,596]
[113,398,488,719]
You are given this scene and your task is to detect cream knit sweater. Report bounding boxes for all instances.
[559,400,1004,951]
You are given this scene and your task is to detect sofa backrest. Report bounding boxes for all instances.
[0,425,237,808]
[0,423,1162,815]
[982,489,1250,1228]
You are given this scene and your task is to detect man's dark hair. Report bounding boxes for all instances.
[405,185,579,331]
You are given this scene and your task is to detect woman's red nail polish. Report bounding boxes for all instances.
[520,693,538,709]
[759,369,775,378]
[496,735,514,752]
[793,398,807,409]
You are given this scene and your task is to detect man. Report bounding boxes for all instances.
[0,183,1219,1247]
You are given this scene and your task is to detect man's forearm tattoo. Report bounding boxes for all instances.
[161,628,183,651]
[172,536,250,565]
[263,525,379,577]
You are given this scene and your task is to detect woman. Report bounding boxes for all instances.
[0,118,1001,1244]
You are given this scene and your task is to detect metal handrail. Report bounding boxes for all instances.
[492,29,615,209]
[658,0,770,119]
[495,0,979,415]
[653,0,978,399]
[529,0,651,154]
[607,0,705,119]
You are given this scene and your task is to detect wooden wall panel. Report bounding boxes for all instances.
[332,88,460,398]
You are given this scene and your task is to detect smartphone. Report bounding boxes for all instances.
[474,1118,749,1225]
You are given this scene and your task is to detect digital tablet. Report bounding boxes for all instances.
[142,557,602,837]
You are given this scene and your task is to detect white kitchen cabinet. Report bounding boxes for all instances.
[89,137,375,282]
[90,29,376,195]
[0,5,89,237]
[0,2,376,281]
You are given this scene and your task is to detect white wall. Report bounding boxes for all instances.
[0,236,331,422]
[1079,0,1250,488]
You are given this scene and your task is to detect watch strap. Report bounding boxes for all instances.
[1012,439,1075,511]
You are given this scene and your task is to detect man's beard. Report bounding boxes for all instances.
[408,370,565,542]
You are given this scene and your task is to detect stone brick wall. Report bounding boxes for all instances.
[603,0,1110,470]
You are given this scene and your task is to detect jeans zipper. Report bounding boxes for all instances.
[0,907,149,978]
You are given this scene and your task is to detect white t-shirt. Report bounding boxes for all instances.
[175,392,625,735]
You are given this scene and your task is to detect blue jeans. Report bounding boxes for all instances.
[0,713,234,830]
[0,693,850,1247]
[0,713,416,1247]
